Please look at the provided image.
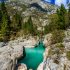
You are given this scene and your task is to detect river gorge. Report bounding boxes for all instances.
[18,41,45,70]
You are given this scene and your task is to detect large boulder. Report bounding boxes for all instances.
[18,64,27,70]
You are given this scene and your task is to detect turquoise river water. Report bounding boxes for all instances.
[18,41,45,70]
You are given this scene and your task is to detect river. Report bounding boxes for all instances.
[18,41,45,70]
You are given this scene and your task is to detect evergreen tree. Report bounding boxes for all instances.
[68,3,70,27]
[27,16,34,34]
[11,12,22,32]
[23,16,36,35]
[56,9,60,16]
[0,1,11,41]
[1,1,7,14]
[0,14,10,41]
[57,4,66,29]
[1,1,11,31]
[0,10,2,29]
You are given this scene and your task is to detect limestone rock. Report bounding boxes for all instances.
[18,64,27,70]
[8,36,38,48]
[43,33,52,47]
[0,44,24,70]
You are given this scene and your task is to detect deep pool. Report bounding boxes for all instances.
[18,41,45,70]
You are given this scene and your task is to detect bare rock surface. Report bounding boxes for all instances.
[0,44,24,70]
[8,36,39,48]
[18,64,27,70]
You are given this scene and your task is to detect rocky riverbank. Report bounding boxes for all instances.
[37,29,70,70]
[0,36,39,70]
[0,29,70,70]
[0,45,23,70]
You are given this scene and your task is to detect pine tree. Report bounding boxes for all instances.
[0,14,10,41]
[0,1,11,41]
[1,1,11,31]
[1,1,7,14]
[11,12,22,32]
[68,3,70,27]
[57,4,67,29]
[56,9,60,15]
[0,10,2,29]
[23,16,36,35]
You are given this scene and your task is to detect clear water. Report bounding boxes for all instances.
[18,41,45,70]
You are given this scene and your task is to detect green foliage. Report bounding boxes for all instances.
[44,4,70,34]
[66,51,70,60]
[11,12,22,32]
[44,14,59,34]
[1,2,9,19]
[68,3,70,27]
[57,4,70,28]
[48,48,54,56]
[56,43,65,53]
[0,10,2,29]
[1,14,9,36]
[0,1,38,41]
[23,16,37,35]
[68,3,70,12]
[48,47,60,57]
[0,2,11,41]
[52,30,65,44]
[57,4,67,29]
[0,2,70,42]
[56,43,64,49]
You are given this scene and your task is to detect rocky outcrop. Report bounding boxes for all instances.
[7,0,57,13]
[0,44,24,70]
[0,36,38,70]
[8,36,39,48]
[38,29,70,70]
[18,64,27,70]
[43,33,52,47]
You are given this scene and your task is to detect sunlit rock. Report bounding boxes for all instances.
[18,64,27,70]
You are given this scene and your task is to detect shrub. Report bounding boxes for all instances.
[51,30,65,44]
[44,14,59,34]
[56,43,64,50]
[66,51,70,60]
[55,43,65,54]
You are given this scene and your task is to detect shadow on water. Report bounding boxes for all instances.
[18,41,45,70]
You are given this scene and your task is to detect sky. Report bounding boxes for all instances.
[44,0,55,4]
[55,0,67,6]
[44,0,70,6]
